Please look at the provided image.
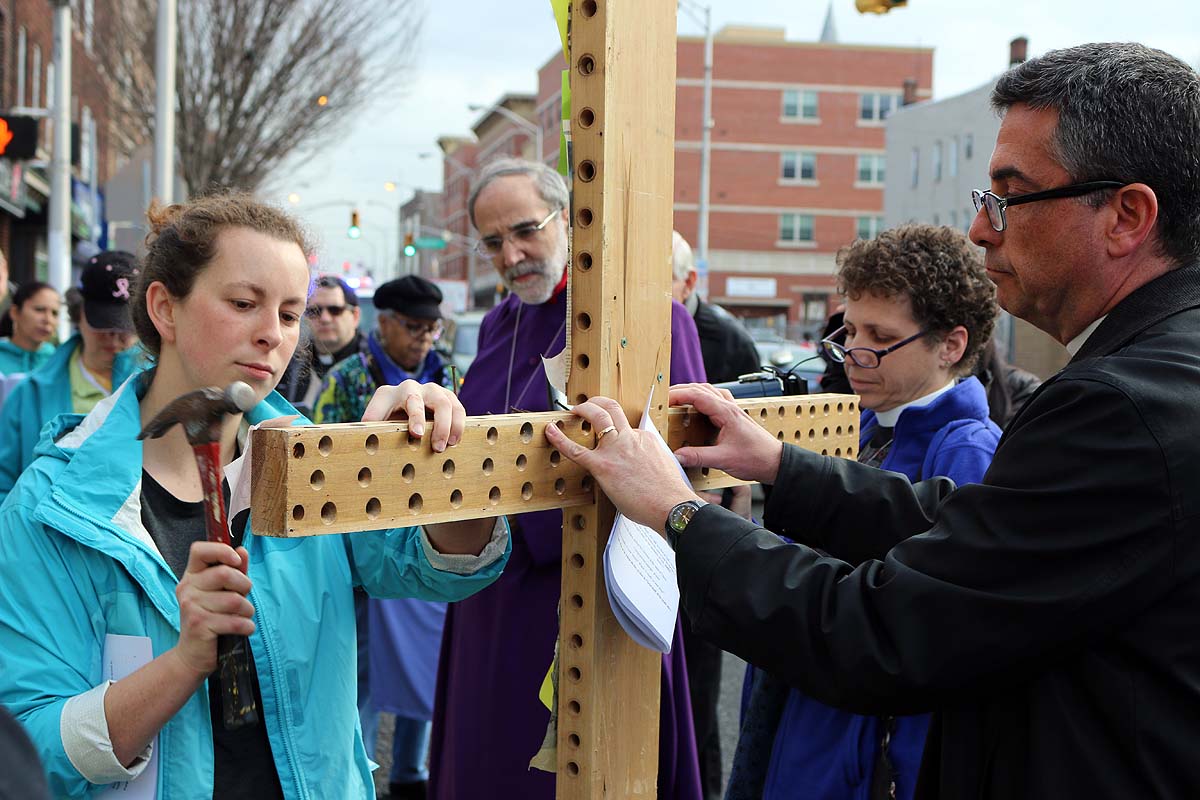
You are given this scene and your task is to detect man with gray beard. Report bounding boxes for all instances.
[427,158,707,799]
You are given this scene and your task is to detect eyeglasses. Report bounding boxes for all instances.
[821,326,929,369]
[971,180,1124,233]
[305,304,350,319]
[383,313,443,341]
[474,208,562,257]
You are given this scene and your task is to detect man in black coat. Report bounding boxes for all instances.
[278,274,369,416]
[546,43,1200,799]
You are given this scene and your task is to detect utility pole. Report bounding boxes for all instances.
[679,0,714,295]
[154,0,178,203]
[49,0,72,340]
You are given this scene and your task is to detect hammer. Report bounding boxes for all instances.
[139,381,261,730]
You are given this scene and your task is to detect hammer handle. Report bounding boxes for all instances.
[193,442,261,730]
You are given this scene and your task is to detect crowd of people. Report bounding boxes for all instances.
[1,38,1197,800]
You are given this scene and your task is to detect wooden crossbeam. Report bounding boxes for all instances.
[250,395,860,537]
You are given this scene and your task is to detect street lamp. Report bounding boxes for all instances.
[678,0,714,289]
[467,103,543,163]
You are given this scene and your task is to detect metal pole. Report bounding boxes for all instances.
[154,0,178,202]
[696,3,714,291]
[49,0,71,340]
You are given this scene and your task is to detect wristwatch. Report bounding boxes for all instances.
[665,499,707,550]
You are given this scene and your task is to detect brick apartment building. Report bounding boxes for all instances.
[433,25,931,328]
[0,0,134,286]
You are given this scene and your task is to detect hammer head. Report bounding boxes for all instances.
[138,381,258,445]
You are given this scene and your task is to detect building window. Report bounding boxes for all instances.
[803,293,829,324]
[910,147,920,188]
[780,213,815,243]
[782,89,818,120]
[16,28,26,106]
[82,0,94,53]
[964,133,974,160]
[948,137,959,178]
[932,141,943,182]
[856,216,885,240]
[31,44,40,108]
[856,154,885,185]
[781,151,816,181]
[859,92,901,122]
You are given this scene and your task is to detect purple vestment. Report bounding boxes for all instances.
[429,290,706,799]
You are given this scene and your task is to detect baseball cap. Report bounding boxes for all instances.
[79,251,138,331]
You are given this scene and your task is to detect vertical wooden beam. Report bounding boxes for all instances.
[558,1,678,797]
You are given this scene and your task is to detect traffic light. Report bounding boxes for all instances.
[855,0,906,12]
[0,115,38,160]
[403,233,416,257]
[348,210,361,240]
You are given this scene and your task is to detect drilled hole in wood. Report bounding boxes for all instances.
[520,422,534,443]
[482,458,494,475]
[489,486,501,505]
[292,442,305,459]
[777,406,786,417]
[581,420,592,434]
[776,431,784,441]
[808,429,816,440]
[318,435,333,456]
[321,502,337,524]
[837,402,845,413]
[821,448,829,456]
[570,634,583,649]
[823,403,831,415]
[836,426,843,436]
[701,467,711,477]
[365,434,379,455]
[555,478,566,495]
[292,505,305,521]
[516,453,528,471]
[581,476,594,492]
[568,732,581,748]
[366,497,381,520]
[848,446,856,457]
[402,464,415,482]
[570,553,585,569]
[849,424,856,435]
[809,406,817,418]
[834,448,842,457]
[580,0,597,17]
[521,482,534,500]
[566,761,580,776]
[442,459,455,478]
[579,107,595,127]
[759,408,768,419]
[572,515,587,531]
[794,430,802,441]
[577,207,593,227]
[570,593,584,608]
[449,489,463,508]
[576,311,592,330]
[577,353,590,370]
[823,427,830,438]
[578,54,595,75]
[575,393,588,405]
[578,160,596,182]
[487,426,498,444]
[358,467,372,487]
[795,405,804,416]
[408,494,423,513]
[577,251,593,272]
[568,700,581,715]
[310,469,325,490]
[849,402,857,413]
[568,666,582,682]
[550,450,562,466]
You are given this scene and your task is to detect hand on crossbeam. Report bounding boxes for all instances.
[545,396,701,532]
[361,380,466,453]
[669,383,786,486]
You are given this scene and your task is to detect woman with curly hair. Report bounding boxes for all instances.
[727,224,1002,800]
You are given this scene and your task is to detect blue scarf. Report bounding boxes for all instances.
[367,330,446,387]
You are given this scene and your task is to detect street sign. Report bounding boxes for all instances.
[414,236,448,250]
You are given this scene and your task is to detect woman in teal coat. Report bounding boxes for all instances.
[0,193,510,798]
[0,280,60,374]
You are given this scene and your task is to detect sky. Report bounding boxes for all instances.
[267,0,1200,277]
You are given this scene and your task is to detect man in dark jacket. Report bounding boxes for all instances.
[278,274,369,416]
[546,43,1200,799]
[671,231,760,385]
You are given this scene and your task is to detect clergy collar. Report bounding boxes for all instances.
[872,379,956,428]
[1066,315,1107,357]
[543,266,569,305]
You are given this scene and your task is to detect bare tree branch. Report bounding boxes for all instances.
[100,0,424,192]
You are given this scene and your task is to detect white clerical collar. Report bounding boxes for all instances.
[873,380,956,428]
[1066,315,1107,356]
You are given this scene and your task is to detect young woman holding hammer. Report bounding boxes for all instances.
[0,193,509,798]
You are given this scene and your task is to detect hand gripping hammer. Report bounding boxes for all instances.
[138,382,261,730]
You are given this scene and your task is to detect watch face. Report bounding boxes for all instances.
[669,501,699,533]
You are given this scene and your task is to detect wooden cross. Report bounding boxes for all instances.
[251,2,859,796]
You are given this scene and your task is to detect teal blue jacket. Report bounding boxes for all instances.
[0,338,55,375]
[0,375,509,798]
[0,336,141,503]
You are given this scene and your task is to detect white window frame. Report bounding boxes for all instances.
[855,216,885,240]
[780,151,817,182]
[781,89,819,122]
[855,154,885,186]
[779,213,815,245]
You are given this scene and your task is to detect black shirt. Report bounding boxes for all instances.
[140,471,284,799]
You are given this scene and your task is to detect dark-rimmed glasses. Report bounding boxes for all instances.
[474,208,562,257]
[383,313,443,341]
[821,326,929,369]
[971,181,1124,232]
[305,304,350,319]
